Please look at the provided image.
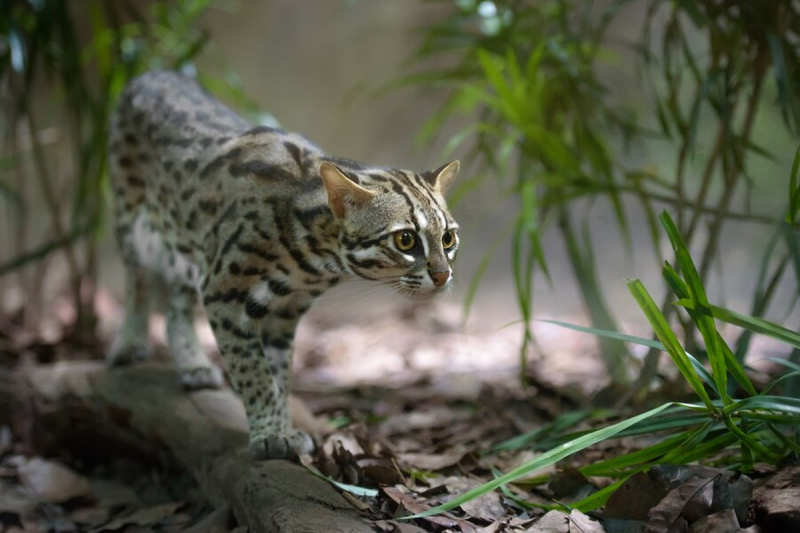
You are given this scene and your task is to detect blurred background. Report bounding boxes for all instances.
[2,0,799,394]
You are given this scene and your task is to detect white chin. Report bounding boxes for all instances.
[405,286,446,302]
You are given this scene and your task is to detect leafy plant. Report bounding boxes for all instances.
[404,0,800,391]
[405,0,640,383]
[407,211,800,519]
[0,0,253,339]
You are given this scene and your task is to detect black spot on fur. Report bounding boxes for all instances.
[199,199,219,215]
[268,279,291,297]
[126,175,145,187]
[200,147,241,180]
[245,299,269,319]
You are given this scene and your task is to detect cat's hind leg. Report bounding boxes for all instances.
[165,283,224,390]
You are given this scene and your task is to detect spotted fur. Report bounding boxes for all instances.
[107,71,460,460]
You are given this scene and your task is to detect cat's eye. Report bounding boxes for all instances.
[394,230,416,251]
[442,229,457,250]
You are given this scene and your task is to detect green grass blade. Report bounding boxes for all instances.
[787,143,800,224]
[721,417,782,463]
[662,259,690,299]
[538,319,663,350]
[627,279,715,410]
[579,430,690,476]
[781,222,800,288]
[402,403,675,519]
[709,304,800,350]
[658,422,713,461]
[573,477,628,512]
[662,429,738,465]
[539,318,717,390]
[659,211,729,405]
[766,423,800,454]
[490,409,595,452]
[726,395,800,416]
[718,335,758,396]
[765,356,800,372]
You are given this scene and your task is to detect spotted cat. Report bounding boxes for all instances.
[107,71,460,460]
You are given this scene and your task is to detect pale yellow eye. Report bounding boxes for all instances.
[442,229,457,250]
[394,230,416,251]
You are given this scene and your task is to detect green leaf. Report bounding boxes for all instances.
[538,319,663,350]
[787,144,800,225]
[726,395,800,417]
[781,222,800,288]
[491,409,595,452]
[718,335,757,397]
[627,279,715,410]
[721,417,782,463]
[659,211,729,404]
[402,403,675,519]
[573,477,628,512]
[676,302,800,351]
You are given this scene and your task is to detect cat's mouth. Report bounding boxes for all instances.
[401,283,451,302]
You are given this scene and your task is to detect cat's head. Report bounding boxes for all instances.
[319,160,460,299]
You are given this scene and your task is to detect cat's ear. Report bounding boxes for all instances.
[422,160,460,194]
[319,162,376,218]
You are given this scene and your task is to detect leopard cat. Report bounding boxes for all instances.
[107,71,460,460]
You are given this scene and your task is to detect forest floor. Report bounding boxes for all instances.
[0,289,798,532]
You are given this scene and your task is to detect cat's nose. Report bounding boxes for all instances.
[429,269,450,287]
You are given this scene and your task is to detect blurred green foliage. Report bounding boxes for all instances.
[406,0,800,392]
[413,211,800,517]
[0,0,253,338]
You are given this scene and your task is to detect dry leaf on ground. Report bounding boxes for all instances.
[18,457,92,503]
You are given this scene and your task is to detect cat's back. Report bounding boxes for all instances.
[111,71,325,188]
[109,71,329,248]
[115,70,250,144]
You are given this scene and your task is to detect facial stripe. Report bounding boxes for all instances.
[416,210,430,256]
[389,181,419,231]
[407,171,448,215]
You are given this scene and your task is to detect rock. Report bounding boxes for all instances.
[753,487,800,532]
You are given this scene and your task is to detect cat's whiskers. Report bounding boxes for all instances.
[309,283,397,330]
[301,276,394,306]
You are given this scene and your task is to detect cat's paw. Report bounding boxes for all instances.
[248,429,315,460]
[180,366,225,390]
[106,341,151,367]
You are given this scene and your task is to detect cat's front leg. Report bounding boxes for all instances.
[203,296,313,460]
[245,339,314,460]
